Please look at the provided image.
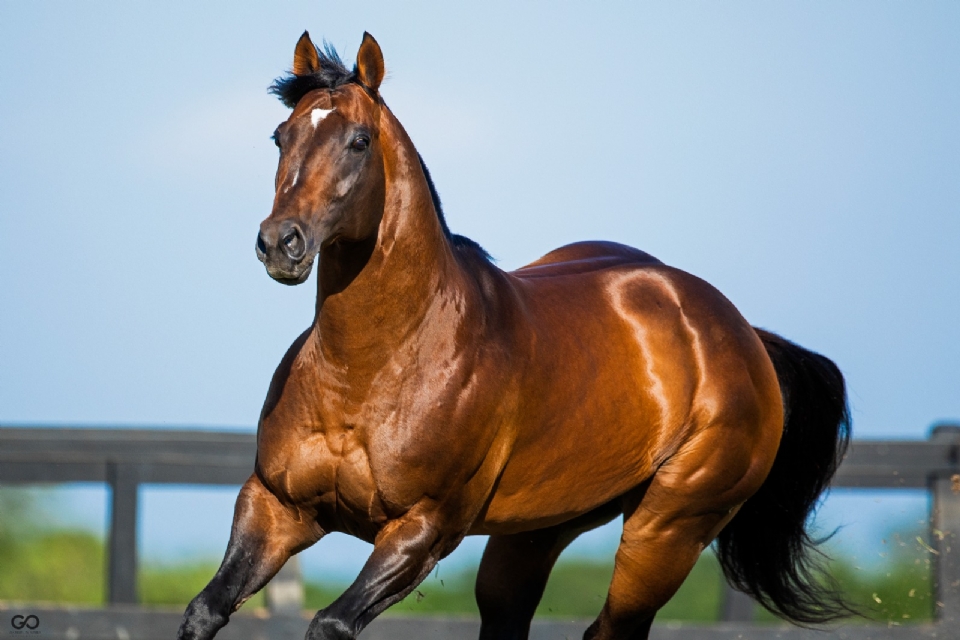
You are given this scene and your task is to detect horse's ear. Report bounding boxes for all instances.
[293,31,321,76]
[356,32,384,92]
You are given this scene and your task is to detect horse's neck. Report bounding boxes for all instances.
[313,108,467,368]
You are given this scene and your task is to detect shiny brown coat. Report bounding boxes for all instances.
[178,32,849,640]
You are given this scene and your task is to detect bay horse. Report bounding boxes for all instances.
[178,32,851,640]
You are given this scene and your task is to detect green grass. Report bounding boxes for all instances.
[833,560,933,623]
[139,561,266,610]
[0,490,264,609]
[0,531,938,624]
[0,529,105,604]
[381,552,723,620]
[751,537,935,624]
[0,529,267,610]
[0,491,938,624]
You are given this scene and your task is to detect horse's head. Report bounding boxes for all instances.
[257,32,387,285]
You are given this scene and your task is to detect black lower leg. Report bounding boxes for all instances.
[477,502,621,640]
[178,538,270,640]
[177,475,321,640]
[306,508,446,640]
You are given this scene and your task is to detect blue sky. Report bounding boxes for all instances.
[1,3,958,583]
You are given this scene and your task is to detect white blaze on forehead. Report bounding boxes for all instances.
[310,108,334,128]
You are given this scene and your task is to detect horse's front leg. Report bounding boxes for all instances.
[306,502,449,640]
[177,473,323,640]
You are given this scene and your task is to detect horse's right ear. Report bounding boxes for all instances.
[356,32,384,93]
[293,31,321,76]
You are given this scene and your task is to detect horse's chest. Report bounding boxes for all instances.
[257,426,390,530]
[255,346,487,530]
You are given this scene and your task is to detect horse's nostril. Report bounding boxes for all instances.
[281,227,306,261]
[256,232,268,260]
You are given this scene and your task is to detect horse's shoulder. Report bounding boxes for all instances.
[511,241,661,278]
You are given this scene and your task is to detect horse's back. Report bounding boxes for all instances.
[511,240,661,278]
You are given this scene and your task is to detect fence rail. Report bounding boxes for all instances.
[1,424,959,639]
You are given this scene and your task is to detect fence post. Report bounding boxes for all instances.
[930,424,960,625]
[266,555,305,615]
[107,462,139,605]
[719,583,755,622]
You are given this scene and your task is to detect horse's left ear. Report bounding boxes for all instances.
[356,32,384,93]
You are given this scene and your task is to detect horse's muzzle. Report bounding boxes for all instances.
[256,222,315,285]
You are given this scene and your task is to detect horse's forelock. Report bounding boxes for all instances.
[269,40,357,109]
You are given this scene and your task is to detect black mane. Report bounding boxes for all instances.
[417,156,492,260]
[269,39,491,262]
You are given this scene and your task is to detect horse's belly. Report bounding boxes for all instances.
[474,354,675,534]
[474,417,661,535]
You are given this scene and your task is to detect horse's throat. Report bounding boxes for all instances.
[316,234,378,302]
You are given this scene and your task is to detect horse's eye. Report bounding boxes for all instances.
[351,135,370,151]
[272,129,282,149]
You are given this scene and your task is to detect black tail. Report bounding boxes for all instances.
[715,329,853,624]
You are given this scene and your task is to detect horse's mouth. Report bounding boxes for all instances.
[265,256,315,286]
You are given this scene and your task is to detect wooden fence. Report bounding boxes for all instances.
[1,424,959,639]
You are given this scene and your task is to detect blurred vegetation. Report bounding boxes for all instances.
[0,489,266,610]
[0,489,104,604]
[0,488,937,624]
[139,561,265,609]
[380,554,722,620]
[739,531,936,626]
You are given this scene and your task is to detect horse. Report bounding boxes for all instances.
[178,32,851,640]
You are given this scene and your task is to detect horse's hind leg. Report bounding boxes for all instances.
[584,447,766,640]
[476,502,620,640]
